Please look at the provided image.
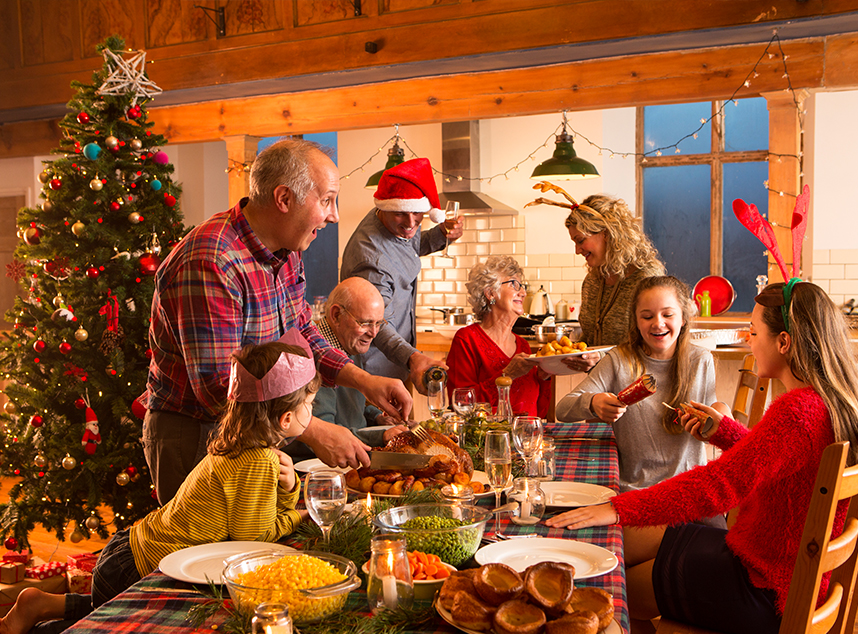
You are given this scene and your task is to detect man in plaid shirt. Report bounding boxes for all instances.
[142,138,413,504]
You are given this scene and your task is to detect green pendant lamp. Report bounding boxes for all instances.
[365,140,406,189]
[531,111,599,181]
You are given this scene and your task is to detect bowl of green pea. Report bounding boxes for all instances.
[372,503,490,567]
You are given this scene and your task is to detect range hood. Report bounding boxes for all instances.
[438,121,518,216]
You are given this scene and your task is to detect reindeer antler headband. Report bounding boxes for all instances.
[732,184,810,332]
[227,329,316,402]
[525,181,603,221]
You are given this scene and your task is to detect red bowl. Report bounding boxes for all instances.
[692,276,736,315]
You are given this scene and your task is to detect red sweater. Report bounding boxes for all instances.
[446,324,551,418]
[613,387,845,614]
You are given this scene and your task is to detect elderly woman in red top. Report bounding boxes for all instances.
[446,255,551,418]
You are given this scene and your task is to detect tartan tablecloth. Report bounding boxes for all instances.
[63,420,627,634]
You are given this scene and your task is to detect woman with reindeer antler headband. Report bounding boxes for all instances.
[548,187,858,634]
[527,184,665,372]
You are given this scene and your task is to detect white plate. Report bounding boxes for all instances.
[292,458,350,474]
[475,538,618,579]
[540,481,617,508]
[530,345,614,375]
[347,470,500,499]
[436,600,621,634]
[158,541,296,584]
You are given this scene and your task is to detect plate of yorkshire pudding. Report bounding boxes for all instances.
[435,562,619,634]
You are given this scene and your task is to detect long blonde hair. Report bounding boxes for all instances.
[565,194,665,281]
[615,276,697,434]
[756,282,858,465]
[209,342,322,457]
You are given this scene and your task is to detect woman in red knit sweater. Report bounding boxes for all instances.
[547,281,858,634]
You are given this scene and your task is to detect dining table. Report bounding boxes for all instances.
[58,419,628,634]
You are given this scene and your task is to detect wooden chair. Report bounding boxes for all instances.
[732,353,770,429]
[656,441,858,634]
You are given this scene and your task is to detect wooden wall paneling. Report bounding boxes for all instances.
[0,1,20,71]
[294,0,353,27]
[763,89,806,284]
[384,0,460,13]
[146,0,208,48]
[224,0,284,35]
[80,0,140,58]
[0,119,64,158]
[39,0,76,65]
[823,32,858,88]
[20,0,45,66]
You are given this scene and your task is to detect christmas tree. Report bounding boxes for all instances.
[0,36,187,550]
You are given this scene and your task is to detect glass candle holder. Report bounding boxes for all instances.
[509,477,546,526]
[441,482,475,504]
[536,436,556,481]
[252,602,293,634]
[366,534,414,614]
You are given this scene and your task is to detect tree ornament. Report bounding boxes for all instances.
[76,112,90,124]
[82,143,101,160]
[149,232,162,255]
[24,227,41,245]
[89,179,103,191]
[153,151,169,165]
[38,170,51,183]
[86,267,100,280]
[110,201,122,211]
[69,530,85,544]
[50,178,62,190]
[72,221,86,236]
[131,394,147,420]
[74,327,89,342]
[29,414,43,428]
[62,454,76,470]
[3,400,16,415]
[99,294,125,354]
[85,515,100,530]
[164,193,177,207]
[4,536,18,551]
[105,136,119,149]
[150,179,162,191]
[139,252,160,276]
[116,471,130,486]
[59,341,72,355]
[81,407,101,455]
[127,466,140,482]
[44,259,70,280]
[6,259,26,282]
[98,47,162,105]
[130,138,143,151]
[42,199,53,212]
[128,211,141,224]
[33,339,46,353]
[34,453,47,468]
[52,308,75,323]
[74,398,87,410]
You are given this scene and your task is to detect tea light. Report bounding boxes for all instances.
[510,477,545,526]
[382,552,398,609]
[441,483,475,504]
[521,480,532,519]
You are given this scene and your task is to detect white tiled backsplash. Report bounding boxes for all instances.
[415,214,587,322]
[812,249,858,311]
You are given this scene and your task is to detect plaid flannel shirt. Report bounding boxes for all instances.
[146,199,349,422]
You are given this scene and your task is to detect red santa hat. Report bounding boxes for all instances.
[374,158,441,214]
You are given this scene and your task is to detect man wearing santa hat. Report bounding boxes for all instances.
[341,158,463,392]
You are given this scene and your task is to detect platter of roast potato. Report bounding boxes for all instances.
[436,561,617,634]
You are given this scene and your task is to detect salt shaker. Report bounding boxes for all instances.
[367,535,414,614]
[536,436,556,481]
[509,477,546,526]
[252,602,293,634]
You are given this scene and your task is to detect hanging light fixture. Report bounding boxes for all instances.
[531,111,599,181]
[365,125,406,189]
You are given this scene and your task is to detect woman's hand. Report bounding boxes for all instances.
[504,352,539,379]
[544,502,619,530]
[681,401,725,441]
[590,393,627,423]
[273,448,296,491]
[561,351,601,373]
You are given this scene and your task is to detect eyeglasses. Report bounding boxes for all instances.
[501,279,524,292]
[342,306,387,332]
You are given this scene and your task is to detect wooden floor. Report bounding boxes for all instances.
[1,477,111,563]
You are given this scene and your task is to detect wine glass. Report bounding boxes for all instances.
[304,469,347,544]
[452,387,475,419]
[484,430,513,536]
[427,381,448,424]
[439,201,460,258]
[512,416,544,477]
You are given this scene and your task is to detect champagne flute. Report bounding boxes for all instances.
[452,387,476,419]
[512,416,544,477]
[484,430,513,536]
[439,201,459,258]
[427,381,448,425]
[304,469,347,544]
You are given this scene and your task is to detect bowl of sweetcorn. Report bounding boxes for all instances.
[222,550,360,623]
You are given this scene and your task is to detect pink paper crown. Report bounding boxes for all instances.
[227,329,316,402]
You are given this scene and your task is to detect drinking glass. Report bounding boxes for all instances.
[452,387,475,419]
[439,201,459,258]
[304,469,347,543]
[512,416,544,477]
[427,381,448,423]
[484,430,512,536]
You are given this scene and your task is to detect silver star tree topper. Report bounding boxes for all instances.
[97,48,162,106]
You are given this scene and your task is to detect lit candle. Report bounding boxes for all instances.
[365,492,373,515]
[383,552,398,609]
[521,480,532,520]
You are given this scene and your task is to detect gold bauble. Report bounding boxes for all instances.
[72,221,85,236]
[116,471,130,486]
[69,530,85,544]
[105,136,119,149]
[89,179,103,191]
[85,516,100,530]
[34,453,47,468]
[74,327,89,342]
[42,200,53,212]
[53,295,64,308]
[127,212,141,224]
[3,400,16,415]
[39,170,51,183]
[62,455,76,470]
[130,138,143,151]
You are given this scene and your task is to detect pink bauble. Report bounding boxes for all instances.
[152,151,169,165]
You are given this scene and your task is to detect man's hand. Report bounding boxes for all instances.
[297,417,371,469]
[444,215,464,241]
[272,448,296,491]
[409,352,445,396]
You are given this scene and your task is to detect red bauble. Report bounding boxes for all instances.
[30,414,43,428]
[86,267,99,279]
[76,112,90,124]
[164,194,177,207]
[139,252,160,276]
[33,339,46,353]
[43,259,70,279]
[131,395,147,420]
[3,536,17,551]
[59,342,72,354]
[50,178,62,190]
[74,398,87,410]
[110,201,122,211]
[24,227,41,245]
[145,348,153,359]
